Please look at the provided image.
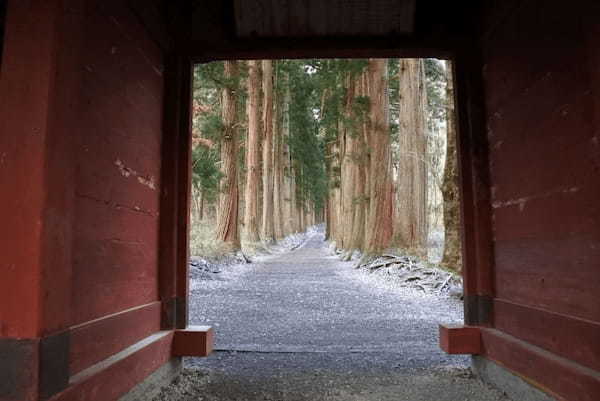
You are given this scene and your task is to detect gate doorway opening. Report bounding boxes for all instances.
[188,58,463,271]
[152,58,498,401]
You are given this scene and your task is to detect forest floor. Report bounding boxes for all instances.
[153,231,511,401]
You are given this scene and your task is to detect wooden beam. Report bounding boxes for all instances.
[159,54,184,330]
[172,326,214,357]
[175,57,194,330]
[52,332,174,401]
[69,302,161,375]
[480,328,600,401]
[439,324,481,355]
[159,54,193,330]
[453,43,495,326]
[233,0,416,37]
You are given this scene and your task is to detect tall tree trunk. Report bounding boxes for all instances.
[340,73,356,251]
[331,132,343,247]
[243,60,261,243]
[290,165,299,233]
[350,73,367,251]
[261,60,275,242]
[395,58,428,254]
[441,61,462,270]
[282,76,294,235]
[272,67,285,240]
[364,59,393,254]
[216,60,240,250]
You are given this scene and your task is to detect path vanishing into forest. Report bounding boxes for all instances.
[156,233,511,401]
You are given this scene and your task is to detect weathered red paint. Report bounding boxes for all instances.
[158,56,183,329]
[50,332,174,401]
[172,326,214,357]
[72,0,164,326]
[493,299,600,373]
[69,302,162,375]
[439,325,481,355]
[481,329,600,401]
[1,1,175,399]
[479,1,600,399]
[0,0,80,341]
[2,1,600,400]
[175,60,194,329]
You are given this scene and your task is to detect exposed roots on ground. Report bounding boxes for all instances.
[354,254,463,297]
[326,244,463,298]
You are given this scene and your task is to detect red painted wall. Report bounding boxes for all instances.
[72,0,163,325]
[68,0,165,375]
[481,1,600,399]
[0,1,172,400]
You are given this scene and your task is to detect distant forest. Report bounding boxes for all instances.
[190,58,461,271]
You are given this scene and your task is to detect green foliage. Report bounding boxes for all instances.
[191,146,222,204]
[277,59,371,213]
[191,58,444,222]
[285,60,329,212]
[192,61,248,202]
[424,59,447,129]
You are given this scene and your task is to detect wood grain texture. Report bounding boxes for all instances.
[71,0,164,325]
[484,0,600,324]
[69,302,161,375]
[453,45,495,323]
[493,299,600,373]
[481,328,600,401]
[51,332,174,401]
[439,325,481,355]
[233,0,415,37]
[0,0,81,339]
[172,326,214,357]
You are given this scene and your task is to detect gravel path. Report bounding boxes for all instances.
[155,233,510,400]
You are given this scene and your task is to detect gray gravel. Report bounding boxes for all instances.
[154,233,511,400]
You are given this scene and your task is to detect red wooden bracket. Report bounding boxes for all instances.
[439,324,481,354]
[172,325,214,357]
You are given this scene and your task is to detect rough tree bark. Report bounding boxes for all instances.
[272,67,285,240]
[395,58,428,254]
[216,60,240,250]
[364,59,393,254]
[350,72,367,251]
[243,60,261,243]
[281,74,294,235]
[331,129,343,246]
[441,61,463,270]
[261,60,275,242]
[341,73,357,254]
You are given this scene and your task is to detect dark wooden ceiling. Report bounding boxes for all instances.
[233,0,416,38]
[133,0,487,60]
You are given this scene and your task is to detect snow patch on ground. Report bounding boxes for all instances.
[330,247,464,325]
[189,226,321,291]
[337,262,464,324]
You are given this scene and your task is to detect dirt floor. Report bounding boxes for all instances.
[153,232,511,400]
